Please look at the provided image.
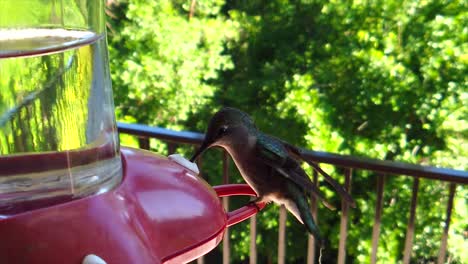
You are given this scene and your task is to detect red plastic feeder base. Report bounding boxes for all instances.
[0,147,264,263]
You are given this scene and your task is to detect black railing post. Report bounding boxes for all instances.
[437,183,456,264]
[307,169,319,264]
[338,168,352,264]
[222,151,230,264]
[167,143,177,155]
[371,175,385,264]
[403,177,419,264]
[138,137,150,150]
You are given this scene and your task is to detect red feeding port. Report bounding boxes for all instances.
[0,147,263,263]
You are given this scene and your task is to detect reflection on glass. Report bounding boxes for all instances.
[0,28,122,215]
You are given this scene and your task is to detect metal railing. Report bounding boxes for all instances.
[117,122,468,264]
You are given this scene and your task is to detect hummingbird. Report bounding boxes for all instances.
[190,107,356,245]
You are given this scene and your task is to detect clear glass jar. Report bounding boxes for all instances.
[0,0,122,215]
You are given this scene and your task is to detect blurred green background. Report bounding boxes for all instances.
[106,0,467,263]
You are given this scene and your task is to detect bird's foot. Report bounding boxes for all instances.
[247,200,261,211]
[247,196,265,212]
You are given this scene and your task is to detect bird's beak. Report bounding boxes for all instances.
[190,141,210,162]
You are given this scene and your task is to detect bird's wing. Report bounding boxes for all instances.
[255,133,336,210]
[281,140,356,208]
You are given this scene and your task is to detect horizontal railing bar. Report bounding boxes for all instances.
[301,150,467,184]
[117,122,468,184]
[118,122,204,145]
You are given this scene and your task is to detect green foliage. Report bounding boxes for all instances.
[1,44,95,153]
[107,0,467,262]
[107,0,238,130]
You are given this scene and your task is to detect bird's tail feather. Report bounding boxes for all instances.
[277,167,336,210]
[287,183,325,247]
[306,161,356,208]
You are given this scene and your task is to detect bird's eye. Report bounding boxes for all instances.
[217,126,228,137]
